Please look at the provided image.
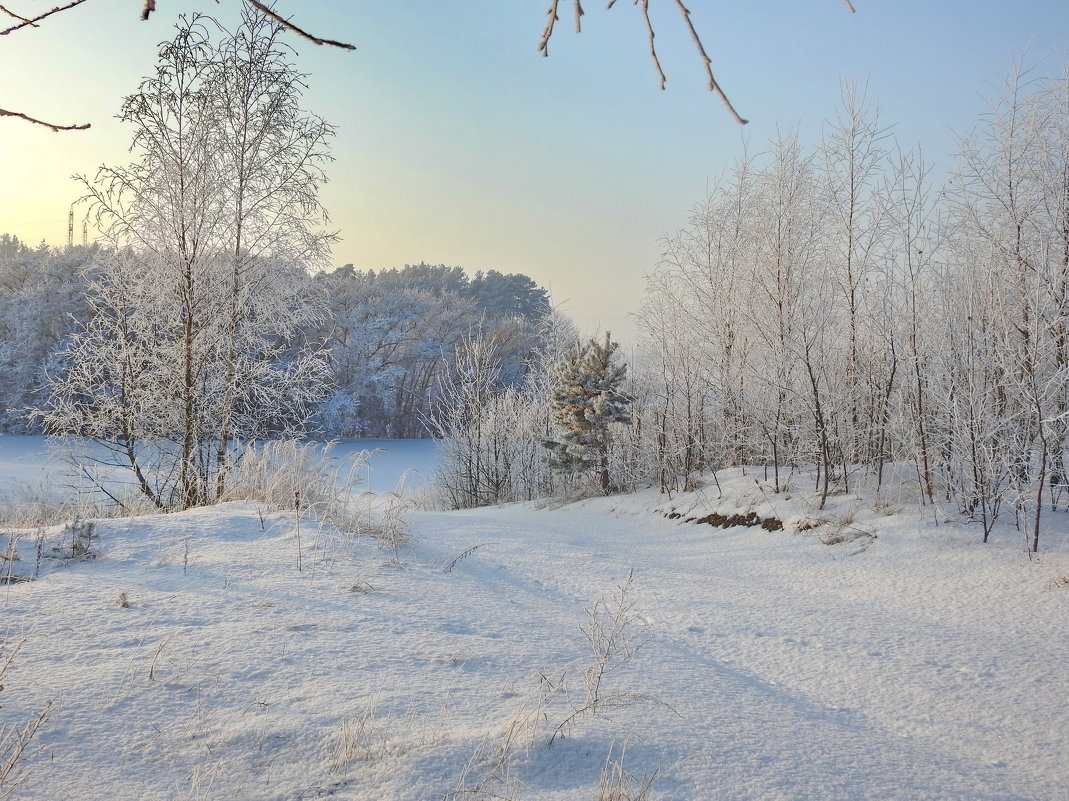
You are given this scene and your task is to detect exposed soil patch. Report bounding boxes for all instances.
[667,510,784,531]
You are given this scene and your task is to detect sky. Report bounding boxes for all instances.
[1,0,1067,342]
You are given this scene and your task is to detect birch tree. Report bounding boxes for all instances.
[819,84,894,469]
[886,145,942,503]
[650,156,757,475]
[208,4,336,495]
[41,12,332,510]
[747,132,824,493]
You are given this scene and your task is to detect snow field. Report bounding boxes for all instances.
[1,441,1068,800]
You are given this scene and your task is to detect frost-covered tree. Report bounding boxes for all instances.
[205,5,336,496]
[40,11,333,510]
[468,270,552,320]
[639,154,759,488]
[426,333,536,508]
[317,263,553,438]
[946,60,1069,551]
[631,55,1069,550]
[545,333,633,493]
[0,239,96,431]
[884,144,942,504]
[426,310,576,508]
[819,84,894,468]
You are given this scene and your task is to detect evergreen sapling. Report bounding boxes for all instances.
[544,333,633,493]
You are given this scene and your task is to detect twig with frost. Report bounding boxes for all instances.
[442,542,492,573]
[598,741,659,801]
[449,671,561,799]
[0,641,51,800]
[450,571,673,795]
[552,569,675,743]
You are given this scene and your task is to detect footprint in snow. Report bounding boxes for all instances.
[438,621,475,636]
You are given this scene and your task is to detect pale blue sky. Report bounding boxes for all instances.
[2,1,1067,340]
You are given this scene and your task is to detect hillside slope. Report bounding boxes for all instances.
[2,471,1068,799]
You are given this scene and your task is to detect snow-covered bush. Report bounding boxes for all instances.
[220,440,365,511]
[0,642,50,800]
[221,440,413,553]
[426,320,572,509]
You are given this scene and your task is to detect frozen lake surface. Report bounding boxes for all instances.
[0,434,440,499]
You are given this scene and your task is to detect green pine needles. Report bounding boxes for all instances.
[544,333,633,493]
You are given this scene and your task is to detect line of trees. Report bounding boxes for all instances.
[0,236,96,431]
[0,246,555,445]
[317,263,552,438]
[429,64,1069,554]
[632,69,1069,551]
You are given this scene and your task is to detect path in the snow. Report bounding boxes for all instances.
[416,499,1065,801]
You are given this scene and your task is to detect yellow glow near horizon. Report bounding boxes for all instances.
[3,1,1068,344]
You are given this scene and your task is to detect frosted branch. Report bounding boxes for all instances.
[246,1,355,50]
[0,106,90,131]
[641,0,667,91]
[672,0,748,124]
[0,0,88,35]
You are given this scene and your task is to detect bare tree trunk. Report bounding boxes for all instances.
[803,342,832,510]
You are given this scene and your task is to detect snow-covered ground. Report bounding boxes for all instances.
[2,437,1068,800]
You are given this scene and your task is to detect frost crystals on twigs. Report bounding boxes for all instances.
[543,0,749,124]
[0,107,89,131]
[0,0,88,35]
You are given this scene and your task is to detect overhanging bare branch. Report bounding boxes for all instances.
[543,0,856,124]
[672,0,748,125]
[0,0,88,36]
[246,1,355,50]
[3,0,355,50]
[2,0,354,133]
[0,107,90,131]
[0,4,37,26]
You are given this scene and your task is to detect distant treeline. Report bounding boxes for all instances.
[319,262,555,437]
[0,238,557,439]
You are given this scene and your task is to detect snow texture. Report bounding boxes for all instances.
[1,436,1067,800]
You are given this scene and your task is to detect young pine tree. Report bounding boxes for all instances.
[545,333,633,493]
